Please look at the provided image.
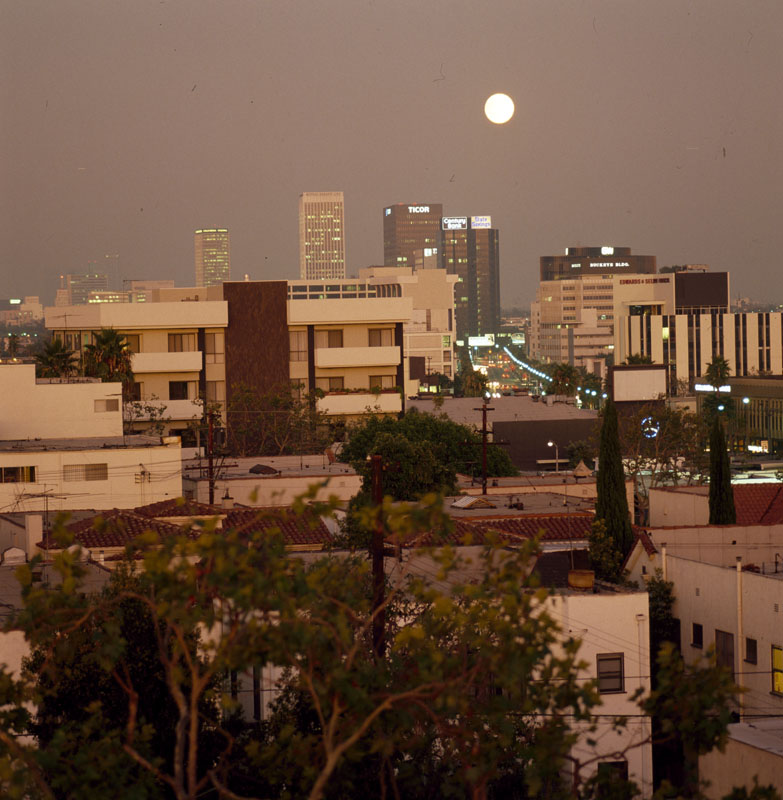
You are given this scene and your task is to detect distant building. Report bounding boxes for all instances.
[56,273,110,306]
[298,192,346,280]
[0,296,43,326]
[438,216,500,340]
[540,246,656,281]
[194,228,231,287]
[383,203,443,270]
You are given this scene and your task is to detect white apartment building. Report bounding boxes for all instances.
[529,275,616,375]
[46,299,229,438]
[358,266,457,382]
[0,365,182,512]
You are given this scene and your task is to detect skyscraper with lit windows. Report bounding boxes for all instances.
[299,192,346,280]
[383,203,443,269]
[194,228,231,287]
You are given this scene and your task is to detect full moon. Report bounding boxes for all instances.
[484,93,514,124]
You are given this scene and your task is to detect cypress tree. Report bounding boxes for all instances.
[596,399,634,557]
[708,414,736,524]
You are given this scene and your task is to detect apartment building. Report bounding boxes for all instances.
[45,298,229,438]
[46,278,417,429]
[0,365,182,512]
[358,266,457,383]
[529,274,616,374]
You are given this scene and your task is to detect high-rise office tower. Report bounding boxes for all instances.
[195,228,231,287]
[439,215,500,340]
[299,192,346,280]
[383,203,443,269]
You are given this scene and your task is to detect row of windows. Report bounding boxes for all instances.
[692,623,783,693]
[290,328,396,356]
[314,375,396,393]
[1,466,36,483]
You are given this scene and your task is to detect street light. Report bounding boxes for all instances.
[547,439,559,473]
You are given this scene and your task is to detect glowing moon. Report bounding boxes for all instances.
[484,93,514,124]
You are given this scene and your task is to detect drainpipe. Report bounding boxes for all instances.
[661,543,667,581]
[736,556,744,721]
[636,612,649,796]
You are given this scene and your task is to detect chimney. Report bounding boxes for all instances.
[24,514,43,560]
[221,490,235,510]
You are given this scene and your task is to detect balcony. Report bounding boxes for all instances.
[131,351,202,374]
[125,398,202,422]
[314,345,399,369]
[317,391,401,417]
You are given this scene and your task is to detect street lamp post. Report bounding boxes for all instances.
[547,439,559,473]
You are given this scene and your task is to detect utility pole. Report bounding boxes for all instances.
[207,410,215,505]
[370,454,385,659]
[474,399,494,495]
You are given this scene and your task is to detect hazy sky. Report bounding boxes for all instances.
[2,0,781,307]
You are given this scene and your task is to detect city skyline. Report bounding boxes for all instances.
[2,1,781,307]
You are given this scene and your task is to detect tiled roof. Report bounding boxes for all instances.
[133,498,225,518]
[396,513,594,548]
[40,510,188,551]
[634,528,658,556]
[224,508,333,548]
[733,484,783,525]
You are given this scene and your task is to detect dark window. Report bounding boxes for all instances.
[169,381,190,401]
[128,382,142,401]
[315,329,343,348]
[168,333,196,352]
[692,623,703,648]
[1,466,36,483]
[369,328,393,347]
[715,629,734,679]
[596,653,624,693]
[745,637,758,665]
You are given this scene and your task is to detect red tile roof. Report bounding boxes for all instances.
[395,513,594,548]
[733,484,783,525]
[133,498,224,518]
[634,528,658,556]
[40,510,188,551]
[224,508,333,548]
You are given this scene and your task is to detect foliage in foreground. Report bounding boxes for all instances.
[0,496,775,800]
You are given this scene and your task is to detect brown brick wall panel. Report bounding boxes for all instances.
[224,282,289,402]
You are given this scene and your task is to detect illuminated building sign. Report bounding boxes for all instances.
[407,206,430,213]
[468,335,495,347]
[471,215,492,229]
[695,383,731,393]
[601,246,615,255]
[590,262,630,268]
[442,216,468,230]
[9,299,21,305]
[384,208,391,216]
[618,277,670,285]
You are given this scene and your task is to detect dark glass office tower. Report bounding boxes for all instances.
[383,203,443,269]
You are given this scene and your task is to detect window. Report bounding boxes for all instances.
[123,333,140,352]
[315,376,344,392]
[169,381,195,401]
[289,330,308,361]
[692,623,703,648]
[315,329,343,349]
[596,653,624,693]
[205,381,225,403]
[368,328,394,347]
[94,399,119,412]
[773,646,783,695]
[204,332,224,364]
[442,335,451,348]
[369,375,394,391]
[168,333,196,352]
[715,630,734,679]
[63,463,108,482]
[128,382,142,401]
[444,364,452,377]
[1,466,36,483]
[745,637,758,665]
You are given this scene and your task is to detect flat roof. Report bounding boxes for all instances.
[726,719,783,757]
[0,434,172,453]
[183,454,357,481]
[407,396,598,425]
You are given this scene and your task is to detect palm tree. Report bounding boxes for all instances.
[34,338,78,379]
[83,328,134,395]
[703,355,730,389]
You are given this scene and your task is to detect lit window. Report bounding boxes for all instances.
[773,646,783,694]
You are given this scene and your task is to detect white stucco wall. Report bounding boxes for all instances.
[0,365,123,439]
[0,440,182,512]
